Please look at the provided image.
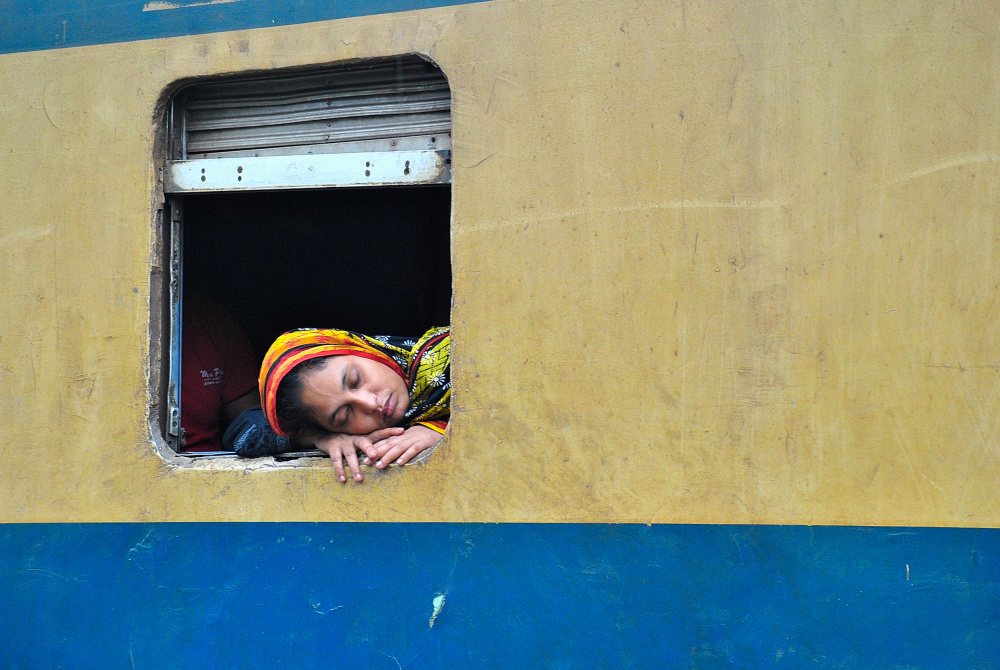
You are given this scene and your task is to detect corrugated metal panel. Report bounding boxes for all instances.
[170,56,451,161]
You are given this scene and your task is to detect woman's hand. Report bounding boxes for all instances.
[363,425,443,469]
[310,427,404,482]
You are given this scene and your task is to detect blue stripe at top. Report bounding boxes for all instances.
[1,0,490,55]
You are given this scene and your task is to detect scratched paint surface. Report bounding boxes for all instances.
[2,523,998,667]
[0,0,491,55]
[2,1,1000,525]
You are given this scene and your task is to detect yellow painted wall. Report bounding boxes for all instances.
[1,0,999,525]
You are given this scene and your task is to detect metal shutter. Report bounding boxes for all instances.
[164,55,451,192]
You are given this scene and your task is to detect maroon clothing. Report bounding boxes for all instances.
[181,294,257,451]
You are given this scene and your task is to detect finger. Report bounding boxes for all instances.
[372,436,402,463]
[395,445,423,466]
[364,428,388,465]
[393,431,442,466]
[369,427,404,443]
[330,447,347,483]
[371,438,395,461]
[345,447,363,482]
[376,441,409,469]
[356,437,377,463]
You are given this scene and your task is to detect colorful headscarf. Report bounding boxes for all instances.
[260,327,450,437]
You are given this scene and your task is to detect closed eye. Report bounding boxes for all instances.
[333,406,350,429]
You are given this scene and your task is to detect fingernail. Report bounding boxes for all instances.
[340,475,346,482]
[355,473,362,481]
[396,459,403,465]
[363,458,371,465]
[375,460,382,468]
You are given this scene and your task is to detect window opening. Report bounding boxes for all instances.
[159,56,452,456]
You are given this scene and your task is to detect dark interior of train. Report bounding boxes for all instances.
[181,185,452,362]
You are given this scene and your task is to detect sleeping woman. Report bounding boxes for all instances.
[225,326,449,482]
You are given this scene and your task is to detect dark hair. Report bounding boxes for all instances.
[274,356,330,435]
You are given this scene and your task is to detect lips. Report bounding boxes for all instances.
[382,395,395,423]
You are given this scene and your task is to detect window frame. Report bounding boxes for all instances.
[155,55,453,457]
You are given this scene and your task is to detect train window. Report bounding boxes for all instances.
[156,56,452,457]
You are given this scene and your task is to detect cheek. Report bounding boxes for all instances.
[306,403,331,429]
[375,366,406,397]
[394,378,410,410]
[385,371,404,394]
[349,414,382,434]
[300,393,335,429]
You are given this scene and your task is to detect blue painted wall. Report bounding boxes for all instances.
[3,524,998,668]
[1,0,489,54]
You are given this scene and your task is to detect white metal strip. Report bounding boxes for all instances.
[164,150,450,192]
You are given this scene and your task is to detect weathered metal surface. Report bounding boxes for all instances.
[0,0,493,55]
[2,0,1000,664]
[166,199,183,446]
[174,57,450,158]
[164,150,451,191]
[3,523,997,667]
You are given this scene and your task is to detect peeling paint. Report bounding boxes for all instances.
[142,0,243,12]
[428,593,445,628]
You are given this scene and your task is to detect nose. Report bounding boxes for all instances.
[352,391,381,414]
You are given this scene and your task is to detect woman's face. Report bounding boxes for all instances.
[298,355,410,434]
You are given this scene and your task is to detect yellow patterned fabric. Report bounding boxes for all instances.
[260,327,450,436]
[404,327,451,434]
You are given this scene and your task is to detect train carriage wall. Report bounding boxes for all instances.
[1,0,999,666]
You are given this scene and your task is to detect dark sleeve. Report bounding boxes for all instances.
[223,407,291,457]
